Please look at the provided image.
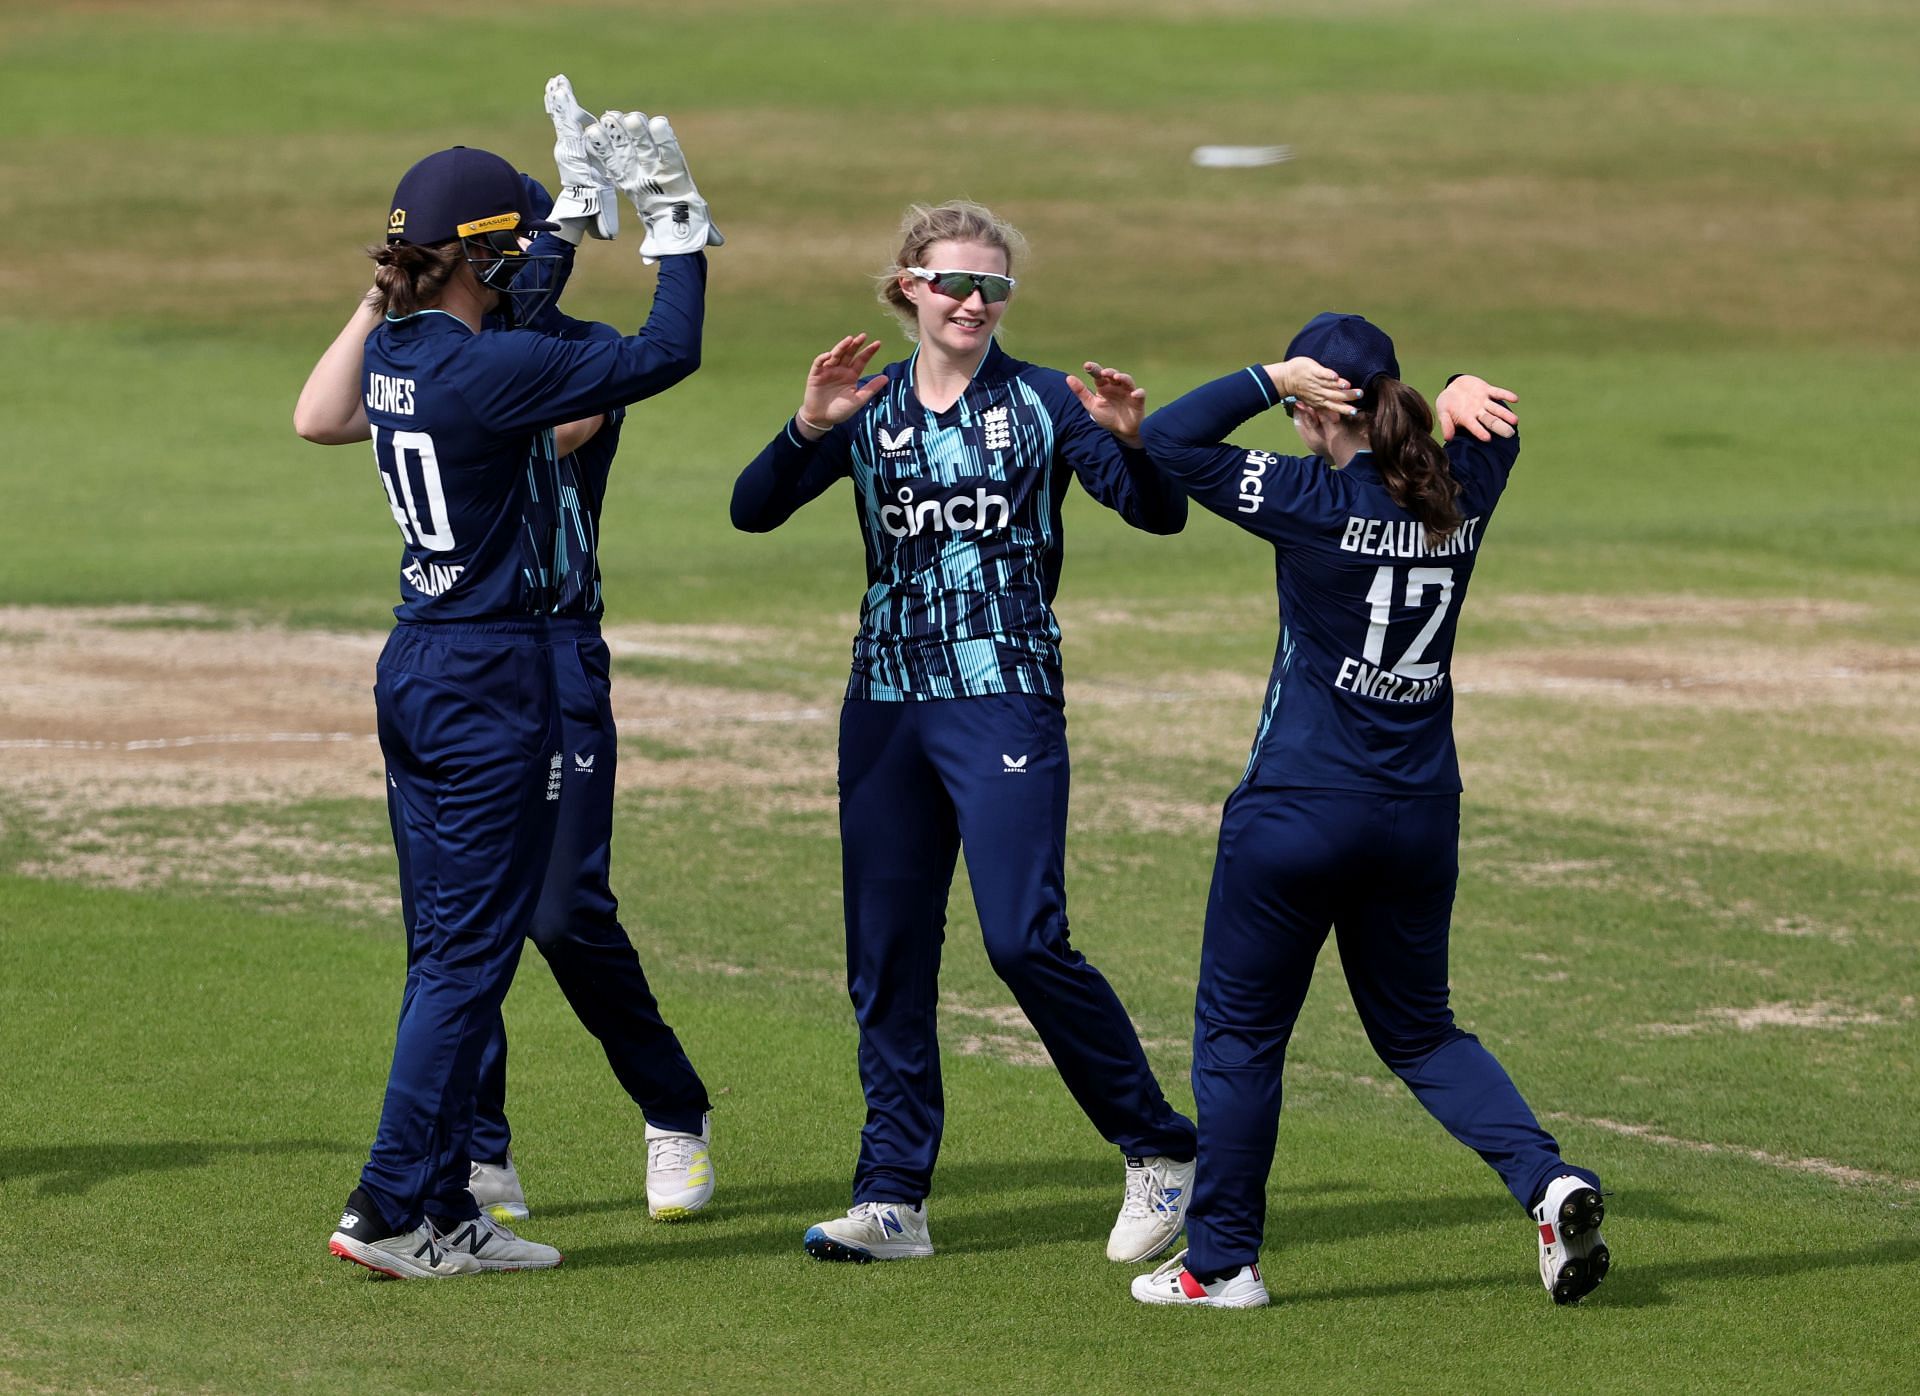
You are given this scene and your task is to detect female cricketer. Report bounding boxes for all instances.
[1125,313,1610,1309]
[313,126,714,1279]
[731,201,1200,1265]
[296,88,719,1233]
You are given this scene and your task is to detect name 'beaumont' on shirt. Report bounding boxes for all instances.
[1338,514,1482,559]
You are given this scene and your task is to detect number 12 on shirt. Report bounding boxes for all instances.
[1362,565,1455,680]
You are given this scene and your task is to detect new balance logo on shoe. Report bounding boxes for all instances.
[881,1211,903,1236]
[446,1222,490,1255]
[1002,754,1028,773]
[339,1211,360,1231]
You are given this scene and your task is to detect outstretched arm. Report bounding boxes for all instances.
[293,293,380,444]
[1057,362,1186,534]
[1139,362,1352,543]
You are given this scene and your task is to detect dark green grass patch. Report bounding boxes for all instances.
[2,875,1915,1395]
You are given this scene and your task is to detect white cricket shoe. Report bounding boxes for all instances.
[431,1212,564,1271]
[1107,1155,1196,1262]
[646,1114,714,1221]
[1533,1174,1610,1305]
[802,1201,934,1262]
[1130,1248,1270,1308]
[328,1188,482,1280]
[469,1153,530,1224]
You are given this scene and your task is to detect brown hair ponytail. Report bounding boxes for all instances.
[1363,377,1463,547]
[366,239,464,318]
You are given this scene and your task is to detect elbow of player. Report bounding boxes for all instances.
[1147,498,1189,535]
[293,407,347,445]
[728,490,772,533]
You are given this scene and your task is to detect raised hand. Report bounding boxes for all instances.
[1066,361,1147,446]
[627,113,723,255]
[582,106,657,197]
[1263,357,1361,416]
[543,75,617,241]
[1434,375,1518,443]
[798,334,888,438]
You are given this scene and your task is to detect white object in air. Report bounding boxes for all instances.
[1190,145,1294,168]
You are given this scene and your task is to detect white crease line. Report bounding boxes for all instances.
[0,711,832,753]
[0,732,376,751]
[1281,1064,1919,1194]
[1541,1113,1920,1193]
[621,708,829,731]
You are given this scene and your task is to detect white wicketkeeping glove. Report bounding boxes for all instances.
[584,109,723,262]
[543,74,617,243]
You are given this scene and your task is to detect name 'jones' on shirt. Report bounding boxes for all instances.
[1331,512,1485,706]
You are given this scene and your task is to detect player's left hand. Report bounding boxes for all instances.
[586,110,722,264]
[1067,362,1146,446]
[1435,375,1519,443]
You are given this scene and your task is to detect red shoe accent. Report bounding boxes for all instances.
[1539,1222,1558,1245]
[329,1239,402,1279]
[1178,1268,1210,1300]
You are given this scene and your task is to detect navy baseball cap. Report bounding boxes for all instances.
[386,146,558,245]
[1285,313,1400,399]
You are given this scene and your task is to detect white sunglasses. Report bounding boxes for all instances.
[904,267,1017,304]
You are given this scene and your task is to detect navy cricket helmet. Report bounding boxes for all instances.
[385,146,558,246]
[1286,313,1400,404]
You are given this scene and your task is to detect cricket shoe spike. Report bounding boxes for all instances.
[646,1114,714,1221]
[1533,1174,1610,1305]
[1130,1248,1270,1309]
[469,1152,530,1224]
[803,1201,934,1262]
[1107,1154,1195,1262]
[328,1187,481,1279]
[431,1212,563,1271]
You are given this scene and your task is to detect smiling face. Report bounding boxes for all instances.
[899,239,1012,361]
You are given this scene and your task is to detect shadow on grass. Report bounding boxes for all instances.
[553,1160,1684,1273]
[1262,1236,1920,1312]
[0,1140,354,1197]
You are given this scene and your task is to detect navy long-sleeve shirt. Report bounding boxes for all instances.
[1140,365,1518,794]
[363,250,703,622]
[732,339,1186,701]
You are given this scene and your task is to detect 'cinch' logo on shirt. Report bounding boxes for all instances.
[881,485,1011,539]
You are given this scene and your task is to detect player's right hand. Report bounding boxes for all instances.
[797,335,888,437]
[1265,357,1361,415]
[544,75,618,242]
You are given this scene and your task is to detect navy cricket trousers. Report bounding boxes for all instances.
[470,620,711,1163]
[839,694,1195,1205]
[1184,785,1599,1277]
[359,621,560,1232]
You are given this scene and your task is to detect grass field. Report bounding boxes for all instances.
[2,1,1917,1391]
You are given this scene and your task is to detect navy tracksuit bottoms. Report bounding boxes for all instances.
[1184,785,1599,1277]
[838,694,1195,1205]
[469,621,711,1163]
[359,621,560,1232]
